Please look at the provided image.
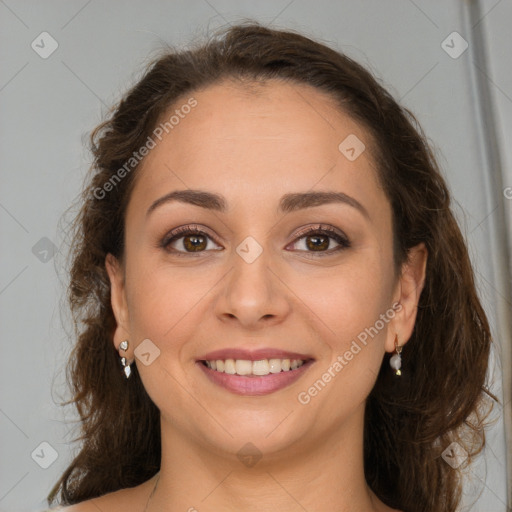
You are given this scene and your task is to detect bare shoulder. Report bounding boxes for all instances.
[50,496,120,512]
[50,476,157,512]
[54,502,100,512]
[52,492,134,512]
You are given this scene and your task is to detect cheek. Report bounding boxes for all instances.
[123,260,210,411]
[309,256,393,340]
[124,255,224,353]
[302,254,393,388]
[296,281,392,416]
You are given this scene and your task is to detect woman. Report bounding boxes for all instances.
[47,23,494,512]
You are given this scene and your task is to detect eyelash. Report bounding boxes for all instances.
[159,225,350,257]
[160,224,351,258]
[291,225,351,256]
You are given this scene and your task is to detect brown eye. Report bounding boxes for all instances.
[304,233,330,251]
[289,226,351,255]
[180,233,208,252]
[161,226,221,255]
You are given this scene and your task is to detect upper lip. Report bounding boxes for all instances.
[198,348,314,362]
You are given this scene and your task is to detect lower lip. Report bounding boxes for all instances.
[196,360,315,396]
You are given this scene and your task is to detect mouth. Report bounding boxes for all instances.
[200,357,311,376]
[196,356,315,396]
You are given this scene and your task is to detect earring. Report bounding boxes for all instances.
[389,334,402,376]
[119,340,132,379]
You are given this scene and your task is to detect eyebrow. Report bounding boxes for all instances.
[146,189,370,219]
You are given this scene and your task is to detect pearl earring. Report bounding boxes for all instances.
[389,334,402,376]
[119,340,132,379]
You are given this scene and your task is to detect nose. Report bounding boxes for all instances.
[214,243,291,330]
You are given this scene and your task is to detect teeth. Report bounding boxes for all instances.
[224,359,236,375]
[235,359,252,375]
[269,358,282,373]
[203,358,306,376]
[253,359,270,375]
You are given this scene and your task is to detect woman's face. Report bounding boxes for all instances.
[107,79,424,459]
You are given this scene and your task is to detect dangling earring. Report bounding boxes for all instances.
[389,334,402,376]
[119,340,132,379]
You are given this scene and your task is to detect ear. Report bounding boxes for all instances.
[386,242,428,353]
[105,253,133,359]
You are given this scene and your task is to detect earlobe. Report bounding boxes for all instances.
[105,253,131,351]
[386,243,428,352]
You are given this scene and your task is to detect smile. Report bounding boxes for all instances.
[202,358,307,376]
[197,358,315,396]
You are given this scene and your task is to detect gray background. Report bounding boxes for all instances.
[1,1,511,511]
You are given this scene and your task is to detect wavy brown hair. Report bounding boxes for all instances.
[48,23,495,511]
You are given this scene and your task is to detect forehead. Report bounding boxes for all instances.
[128,79,385,218]
[160,79,369,162]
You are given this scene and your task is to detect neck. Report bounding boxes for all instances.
[146,404,383,512]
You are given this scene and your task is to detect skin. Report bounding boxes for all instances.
[67,79,427,512]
